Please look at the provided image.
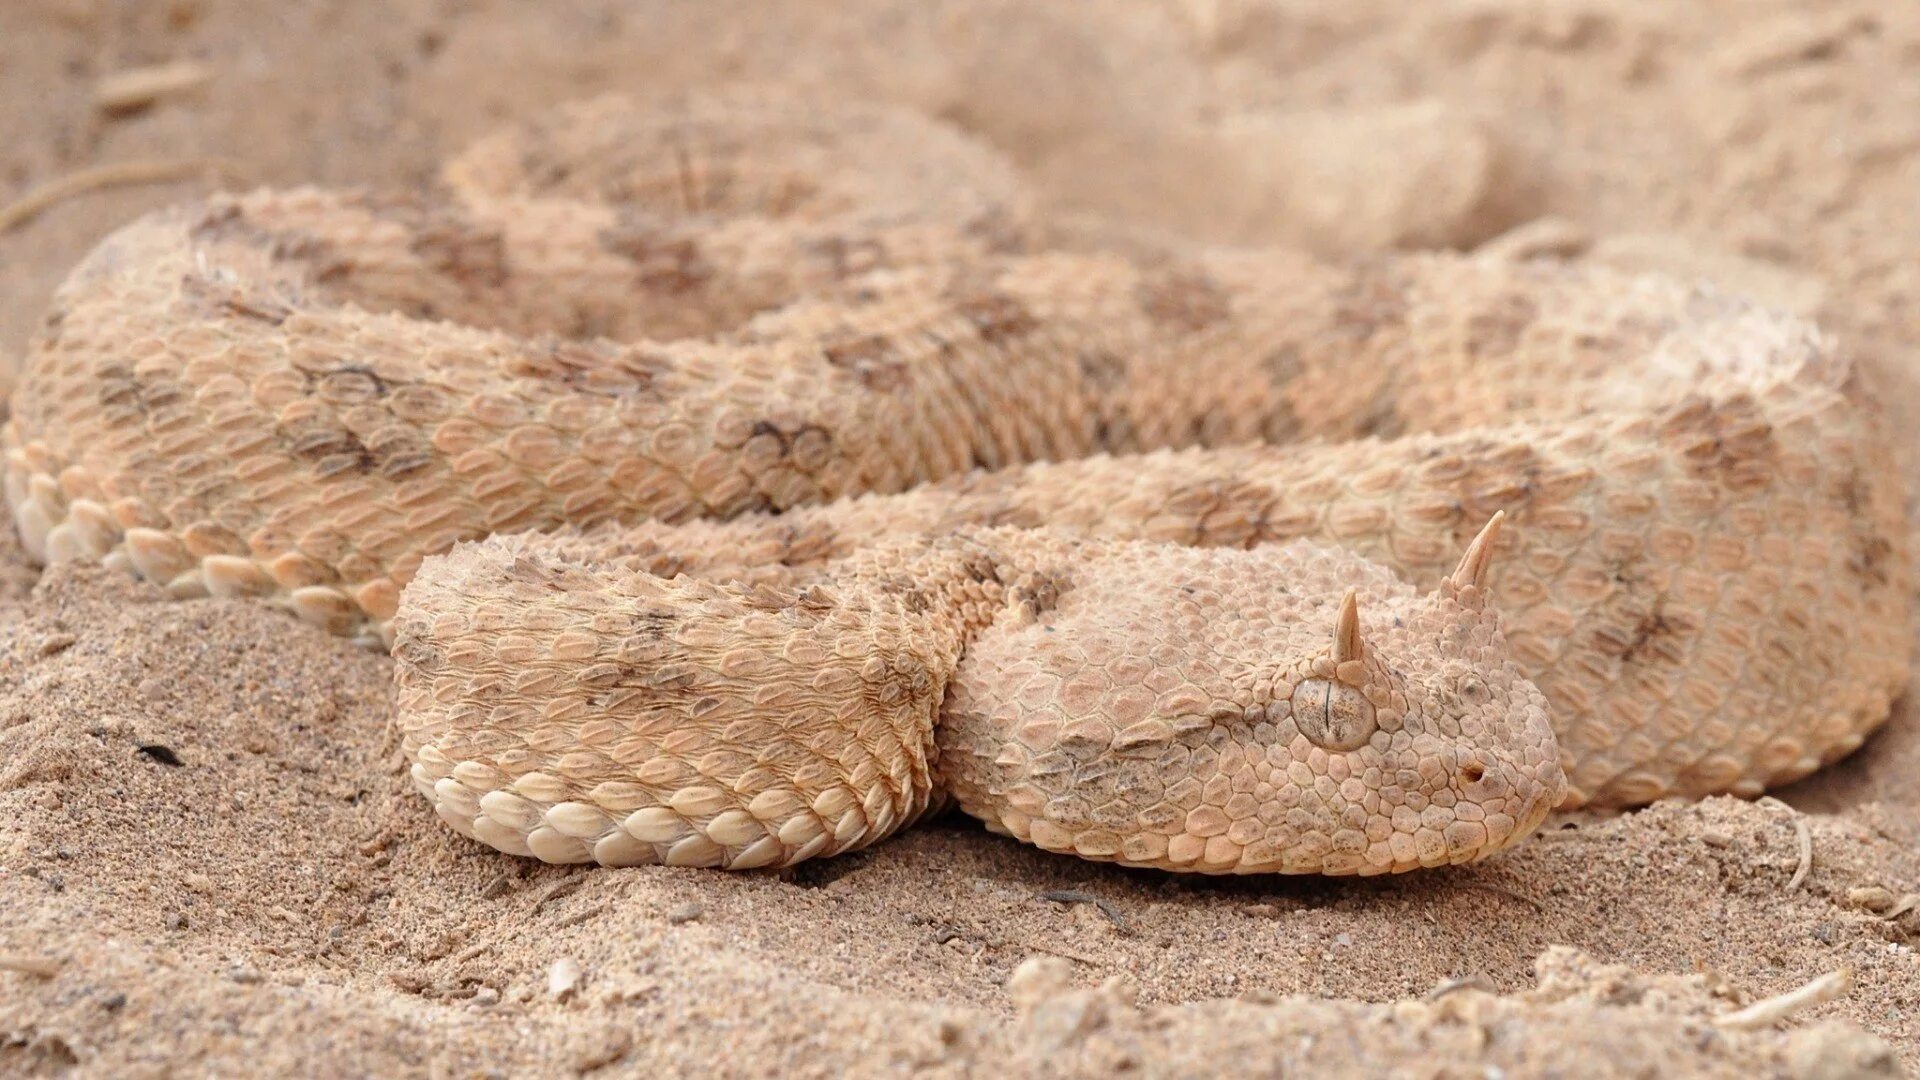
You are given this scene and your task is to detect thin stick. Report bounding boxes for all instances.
[529,875,584,912]
[556,902,611,928]
[1037,889,1133,933]
[0,158,247,234]
[1758,796,1814,891]
[1714,968,1853,1030]
[0,953,62,978]
[1425,973,1495,1001]
[1786,817,1813,890]
[1010,937,1106,967]
[1461,880,1546,913]
[94,61,214,114]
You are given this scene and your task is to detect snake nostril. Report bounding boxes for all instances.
[1458,761,1485,785]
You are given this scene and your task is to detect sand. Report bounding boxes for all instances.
[3,2,1919,1076]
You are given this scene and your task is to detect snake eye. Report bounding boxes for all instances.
[1290,677,1378,751]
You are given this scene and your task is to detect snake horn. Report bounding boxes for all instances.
[1448,512,1506,600]
[1333,588,1364,666]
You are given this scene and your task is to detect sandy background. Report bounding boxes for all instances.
[3,1,1920,1076]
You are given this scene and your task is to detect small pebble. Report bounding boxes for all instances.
[667,902,704,925]
[36,633,76,657]
[548,956,583,1000]
[1845,886,1895,913]
[936,1017,965,1046]
[1785,1021,1901,1080]
[1006,955,1073,1007]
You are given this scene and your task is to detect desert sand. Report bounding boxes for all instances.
[3,2,1920,1076]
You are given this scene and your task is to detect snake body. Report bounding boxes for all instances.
[3,94,1910,873]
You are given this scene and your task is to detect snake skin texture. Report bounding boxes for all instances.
[3,93,1910,872]
[396,520,1561,874]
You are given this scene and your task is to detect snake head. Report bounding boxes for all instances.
[937,522,1566,875]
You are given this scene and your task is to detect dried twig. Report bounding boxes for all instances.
[1009,937,1107,967]
[1714,968,1853,1030]
[529,875,585,912]
[0,158,247,234]
[94,61,214,114]
[0,954,62,978]
[1038,889,1132,933]
[1760,796,1814,890]
[557,902,612,929]
[1786,816,1813,890]
[1425,973,1495,1001]
[1460,880,1545,913]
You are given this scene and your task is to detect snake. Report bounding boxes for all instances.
[3,93,1910,874]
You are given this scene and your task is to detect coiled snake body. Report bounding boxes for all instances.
[4,94,1909,874]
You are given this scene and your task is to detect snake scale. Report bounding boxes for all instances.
[3,93,1909,874]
